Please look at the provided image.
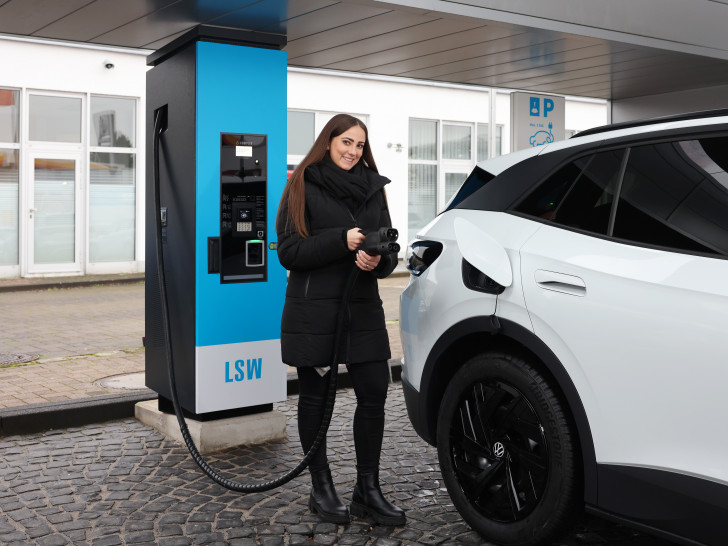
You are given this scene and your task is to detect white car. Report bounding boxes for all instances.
[400,110,728,546]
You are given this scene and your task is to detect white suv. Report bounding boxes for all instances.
[400,110,728,546]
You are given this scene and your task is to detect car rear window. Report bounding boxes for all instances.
[445,166,495,211]
[514,149,626,236]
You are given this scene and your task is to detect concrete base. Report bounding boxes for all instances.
[135,400,287,453]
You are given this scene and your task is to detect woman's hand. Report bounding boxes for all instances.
[347,228,366,251]
[356,250,381,272]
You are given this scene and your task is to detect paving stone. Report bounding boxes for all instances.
[92,535,123,546]
[338,536,370,546]
[0,280,674,546]
[227,539,256,546]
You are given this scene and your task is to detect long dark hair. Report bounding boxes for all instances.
[277,114,379,238]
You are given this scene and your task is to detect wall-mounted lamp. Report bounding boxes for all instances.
[387,142,404,153]
[104,59,114,70]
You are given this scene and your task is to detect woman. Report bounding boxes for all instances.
[276,114,405,526]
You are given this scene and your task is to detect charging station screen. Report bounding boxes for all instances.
[220,133,267,283]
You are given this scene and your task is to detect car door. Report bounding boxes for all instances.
[517,137,728,485]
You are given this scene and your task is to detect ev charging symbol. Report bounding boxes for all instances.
[530,97,555,118]
[530,97,540,116]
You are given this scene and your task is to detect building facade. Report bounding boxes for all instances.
[0,37,147,279]
[0,37,606,279]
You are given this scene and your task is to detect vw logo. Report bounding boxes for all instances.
[493,442,505,458]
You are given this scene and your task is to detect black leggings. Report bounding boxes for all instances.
[297,360,389,474]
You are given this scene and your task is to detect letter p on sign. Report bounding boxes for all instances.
[544,98,555,117]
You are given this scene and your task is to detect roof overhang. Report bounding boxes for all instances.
[1,0,727,100]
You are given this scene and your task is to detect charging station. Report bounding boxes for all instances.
[143,26,288,426]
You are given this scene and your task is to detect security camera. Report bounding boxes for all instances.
[104,60,114,69]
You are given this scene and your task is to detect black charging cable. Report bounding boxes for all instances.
[152,107,398,492]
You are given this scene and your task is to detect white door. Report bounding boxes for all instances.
[26,151,83,274]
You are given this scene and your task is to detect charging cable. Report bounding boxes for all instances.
[152,106,398,492]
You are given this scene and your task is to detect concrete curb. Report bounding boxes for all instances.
[0,265,410,294]
[0,274,146,293]
[0,360,403,436]
[0,391,157,436]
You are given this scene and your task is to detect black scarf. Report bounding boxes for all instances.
[306,156,383,213]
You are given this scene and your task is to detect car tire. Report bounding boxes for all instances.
[437,351,580,546]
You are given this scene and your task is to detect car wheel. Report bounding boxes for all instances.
[437,351,580,546]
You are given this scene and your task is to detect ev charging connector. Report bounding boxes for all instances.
[361,228,400,256]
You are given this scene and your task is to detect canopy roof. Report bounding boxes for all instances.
[1,0,727,100]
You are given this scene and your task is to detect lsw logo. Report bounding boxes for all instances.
[225,358,262,382]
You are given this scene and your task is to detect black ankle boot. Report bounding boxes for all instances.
[350,471,406,526]
[308,467,350,524]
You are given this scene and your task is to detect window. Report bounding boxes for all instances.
[88,96,137,262]
[0,88,19,266]
[477,123,503,161]
[287,110,314,157]
[408,120,438,242]
[613,138,728,256]
[516,149,626,236]
[443,124,471,160]
[409,119,500,241]
[0,89,19,143]
[445,172,467,203]
[90,97,135,147]
[29,95,82,143]
[0,149,19,266]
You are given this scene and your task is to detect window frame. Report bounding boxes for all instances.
[0,88,21,271]
[86,93,140,268]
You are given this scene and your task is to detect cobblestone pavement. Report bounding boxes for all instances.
[0,276,673,544]
[0,383,670,546]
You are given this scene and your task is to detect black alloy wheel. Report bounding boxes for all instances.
[437,351,581,546]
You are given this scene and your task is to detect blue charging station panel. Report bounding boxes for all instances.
[145,29,288,417]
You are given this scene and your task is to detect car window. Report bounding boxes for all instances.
[445,166,496,211]
[514,160,585,219]
[613,137,728,256]
[515,149,625,236]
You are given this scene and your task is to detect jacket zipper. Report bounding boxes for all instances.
[345,304,352,365]
[304,273,310,297]
[346,210,356,363]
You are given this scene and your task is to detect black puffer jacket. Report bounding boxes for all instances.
[276,163,397,368]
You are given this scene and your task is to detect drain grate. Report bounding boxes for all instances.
[0,353,40,365]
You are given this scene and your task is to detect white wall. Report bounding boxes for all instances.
[565,97,609,132]
[611,84,728,122]
[2,38,147,96]
[288,69,607,242]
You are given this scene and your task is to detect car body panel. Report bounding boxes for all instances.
[453,216,512,287]
[520,224,728,483]
[400,210,540,391]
